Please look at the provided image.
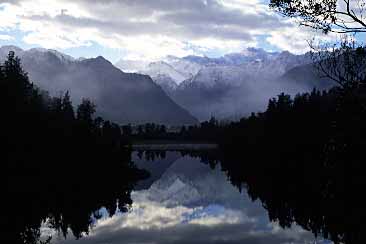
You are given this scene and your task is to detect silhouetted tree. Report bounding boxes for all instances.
[269,0,366,34]
[61,91,75,121]
[0,52,148,244]
[77,98,96,125]
[311,38,366,90]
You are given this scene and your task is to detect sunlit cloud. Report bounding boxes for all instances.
[0,0,328,61]
[49,156,319,244]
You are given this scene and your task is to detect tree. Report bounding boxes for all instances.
[270,0,366,34]
[310,38,366,90]
[61,91,75,121]
[137,125,144,135]
[159,125,167,134]
[1,51,35,105]
[0,52,147,244]
[269,1,366,90]
[77,98,96,125]
[122,124,132,136]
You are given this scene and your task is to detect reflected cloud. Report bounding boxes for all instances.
[53,156,328,244]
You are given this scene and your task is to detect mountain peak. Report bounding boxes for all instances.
[26,48,76,63]
[81,56,112,67]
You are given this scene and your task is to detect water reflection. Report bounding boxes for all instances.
[53,152,329,244]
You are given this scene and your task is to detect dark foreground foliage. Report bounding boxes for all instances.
[172,86,366,244]
[217,87,366,244]
[139,83,366,243]
[0,52,148,244]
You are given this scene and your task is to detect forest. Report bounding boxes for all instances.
[1,51,148,244]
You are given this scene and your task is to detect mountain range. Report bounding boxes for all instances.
[0,45,335,124]
[116,48,334,120]
[0,46,198,125]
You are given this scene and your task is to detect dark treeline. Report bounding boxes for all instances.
[127,117,221,143]
[157,85,365,243]
[207,46,366,244]
[135,149,220,169]
[124,123,168,141]
[125,119,220,143]
[135,78,366,243]
[1,52,148,244]
[216,87,364,244]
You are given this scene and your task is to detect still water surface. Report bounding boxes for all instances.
[51,151,331,244]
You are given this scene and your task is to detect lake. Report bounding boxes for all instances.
[49,150,331,244]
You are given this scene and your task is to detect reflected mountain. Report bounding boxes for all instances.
[132,151,181,190]
[54,153,324,244]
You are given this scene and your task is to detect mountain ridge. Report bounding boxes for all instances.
[114,48,331,120]
[0,45,198,125]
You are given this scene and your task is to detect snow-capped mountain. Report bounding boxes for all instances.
[116,47,312,90]
[181,65,252,88]
[152,74,179,92]
[164,55,203,79]
[114,48,331,121]
[144,61,187,83]
[114,59,150,73]
[182,48,281,66]
[116,47,333,121]
[115,59,198,93]
[116,59,192,82]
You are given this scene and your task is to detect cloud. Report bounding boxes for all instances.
[47,156,322,244]
[51,198,316,244]
[0,0,320,60]
[266,23,342,54]
[0,34,14,40]
[52,195,316,244]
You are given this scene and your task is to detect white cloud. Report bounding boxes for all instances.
[0,34,14,40]
[0,0,332,60]
[48,155,319,244]
[51,192,316,244]
[267,24,341,54]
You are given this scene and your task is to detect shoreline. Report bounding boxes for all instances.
[130,142,218,151]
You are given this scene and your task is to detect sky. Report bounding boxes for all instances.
[0,0,336,63]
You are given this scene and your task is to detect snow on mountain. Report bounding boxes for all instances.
[143,61,187,83]
[181,65,251,88]
[168,50,317,121]
[115,48,318,121]
[164,55,203,79]
[114,59,150,73]
[152,74,178,93]
[114,47,308,91]
[180,49,312,89]
[181,48,280,66]
[177,48,311,90]
[115,59,194,89]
